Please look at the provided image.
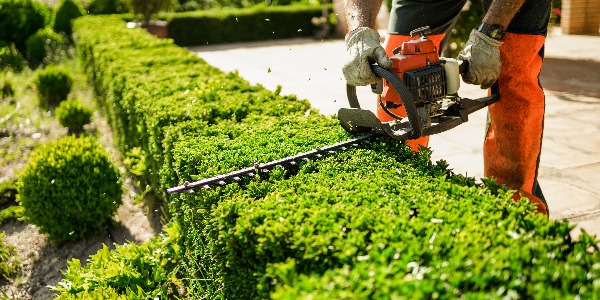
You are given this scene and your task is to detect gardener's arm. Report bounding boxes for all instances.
[483,0,527,28]
[458,0,527,89]
[345,0,383,31]
[342,0,392,86]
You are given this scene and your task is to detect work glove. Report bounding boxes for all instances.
[457,29,503,89]
[342,27,393,86]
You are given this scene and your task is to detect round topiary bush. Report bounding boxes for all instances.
[52,0,86,38]
[1,76,15,100]
[55,99,93,134]
[25,28,66,69]
[0,43,26,72]
[33,65,73,107]
[18,136,123,242]
[0,0,50,53]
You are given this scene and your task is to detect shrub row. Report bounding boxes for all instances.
[70,15,600,299]
[163,116,600,299]
[165,4,327,46]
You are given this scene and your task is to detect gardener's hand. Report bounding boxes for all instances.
[457,29,503,89]
[343,27,393,86]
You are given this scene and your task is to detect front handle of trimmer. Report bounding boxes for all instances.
[345,64,423,138]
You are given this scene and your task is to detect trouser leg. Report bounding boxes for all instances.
[484,33,548,215]
[482,0,551,215]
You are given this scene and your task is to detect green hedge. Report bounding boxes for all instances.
[70,15,600,299]
[163,116,600,299]
[165,4,326,46]
[74,15,309,190]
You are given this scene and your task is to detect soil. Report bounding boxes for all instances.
[0,73,161,299]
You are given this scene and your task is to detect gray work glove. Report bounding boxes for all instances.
[342,27,393,86]
[457,29,503,89]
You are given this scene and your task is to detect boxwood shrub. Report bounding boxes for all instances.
[26,28,67,69]
[18,136,122,242]
[33,65,73,107]
[0,0,51,53]
[52,0,86,38]
[165,4,326,46]
[55,99,93,134]
[69,15,600,299]
[0,43,26,72]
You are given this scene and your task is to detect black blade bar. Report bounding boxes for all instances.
[167,134,375,194]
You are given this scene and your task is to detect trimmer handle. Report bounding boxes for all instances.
[458,60,469,74]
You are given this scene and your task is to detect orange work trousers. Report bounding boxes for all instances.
[381,33,548,215]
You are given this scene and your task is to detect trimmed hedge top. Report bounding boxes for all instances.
[69,14,600,299]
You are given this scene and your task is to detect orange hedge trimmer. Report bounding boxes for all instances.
[167,27,499,194]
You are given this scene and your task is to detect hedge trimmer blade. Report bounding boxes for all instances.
[167,134,375,194]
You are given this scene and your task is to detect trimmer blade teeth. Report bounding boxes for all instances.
[167,135,374,194]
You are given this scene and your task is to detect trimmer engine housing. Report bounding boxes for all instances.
[339,26,499,141]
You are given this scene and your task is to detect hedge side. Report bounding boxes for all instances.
[165,4,325,46]
[71,15,600,299]
[163,116,600,299]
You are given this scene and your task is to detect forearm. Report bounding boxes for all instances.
[345,0,383,31]
[483,0,527,28]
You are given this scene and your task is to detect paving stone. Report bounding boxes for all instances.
[538,176,600,220]
[539,138,600,170]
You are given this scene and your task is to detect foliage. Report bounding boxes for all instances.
[0,233,19,280]
[25,28,67,69]
[53,223,182,298]
[86,0,129,14]
[1,74,15,99]
[73,15,309,192]
[72,15,600,299]
[18,135,123,242]
[127,0,175,25]
[0,178,17,206]
[173,0,302,11]
[447,0,484,57]
[52,0,86,38]
[0,0,51,53]
[33,65,73,107]
[0,206,25,227]
[165,115,600,299]
[166,4,326,46]
[0,44,26,72]
[55,99,93,134]
[550,0,562,25]
[0,178,24,226]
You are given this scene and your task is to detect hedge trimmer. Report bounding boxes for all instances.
[167,27,499,194]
